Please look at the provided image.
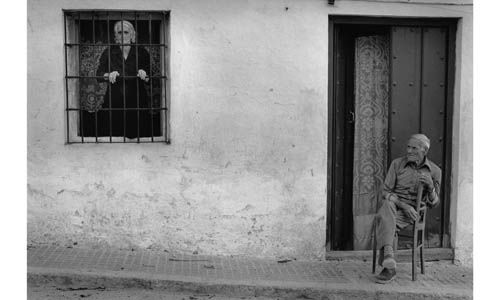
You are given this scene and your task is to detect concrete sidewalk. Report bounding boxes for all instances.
[28,245,472,299]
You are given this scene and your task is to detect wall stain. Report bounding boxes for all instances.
[300,88,320,96]
[27,184,56,201]
[237,204,255,213]
[28,18,33,33]
[273,102,295,106]
[93,182,105,191]
[106,188,116,198]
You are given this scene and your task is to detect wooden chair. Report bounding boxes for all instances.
[372,185,426,281]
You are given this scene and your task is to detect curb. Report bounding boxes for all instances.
[28,267,472,300]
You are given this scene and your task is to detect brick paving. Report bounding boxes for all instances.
[28,245,472,299]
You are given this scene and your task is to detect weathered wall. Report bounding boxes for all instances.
[449,16,474,266]
[27,0,472,263]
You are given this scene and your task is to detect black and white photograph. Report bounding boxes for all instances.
[2,0,484,299]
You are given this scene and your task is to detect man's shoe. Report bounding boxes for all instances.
[376,268,396,284]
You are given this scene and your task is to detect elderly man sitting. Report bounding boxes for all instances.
[375,134,442,283]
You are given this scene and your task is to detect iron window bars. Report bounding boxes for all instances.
[64,10,169,143]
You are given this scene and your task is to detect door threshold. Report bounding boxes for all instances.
[326,248,453,262]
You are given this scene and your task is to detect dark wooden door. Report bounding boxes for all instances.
[390,26,449,248]
[330,25,355,250]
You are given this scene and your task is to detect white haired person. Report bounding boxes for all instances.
[374,134,441,283]
[96,20,154,138]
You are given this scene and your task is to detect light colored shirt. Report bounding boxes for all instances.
[382,156,442,208]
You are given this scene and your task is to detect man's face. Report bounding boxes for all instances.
[406,138,427,164]
[114,23,133,44]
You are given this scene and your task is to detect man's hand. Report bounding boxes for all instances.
[137,69,149,82]
[418,172,434,191]
[104,71,120,84]
[428,196,439,207]
[400,203,419,222]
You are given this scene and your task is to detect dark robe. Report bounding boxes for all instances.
[83,45,159,139]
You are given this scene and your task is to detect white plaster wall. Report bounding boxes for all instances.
[449,16,473,266]
[27,0,472,263]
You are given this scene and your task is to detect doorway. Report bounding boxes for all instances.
[327,17,456,251]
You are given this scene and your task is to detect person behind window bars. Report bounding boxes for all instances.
[96,20,153,139]
[373,134,442,283]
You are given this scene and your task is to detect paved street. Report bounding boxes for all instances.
[28,284,274,300]
[28,245,472,299]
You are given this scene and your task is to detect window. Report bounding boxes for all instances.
[64,10,170,143]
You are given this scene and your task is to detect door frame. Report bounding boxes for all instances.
[326,16,458,252]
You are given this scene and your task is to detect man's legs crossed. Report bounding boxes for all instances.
[375,199,413,269]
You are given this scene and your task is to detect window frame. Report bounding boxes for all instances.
[63,9,171,144]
